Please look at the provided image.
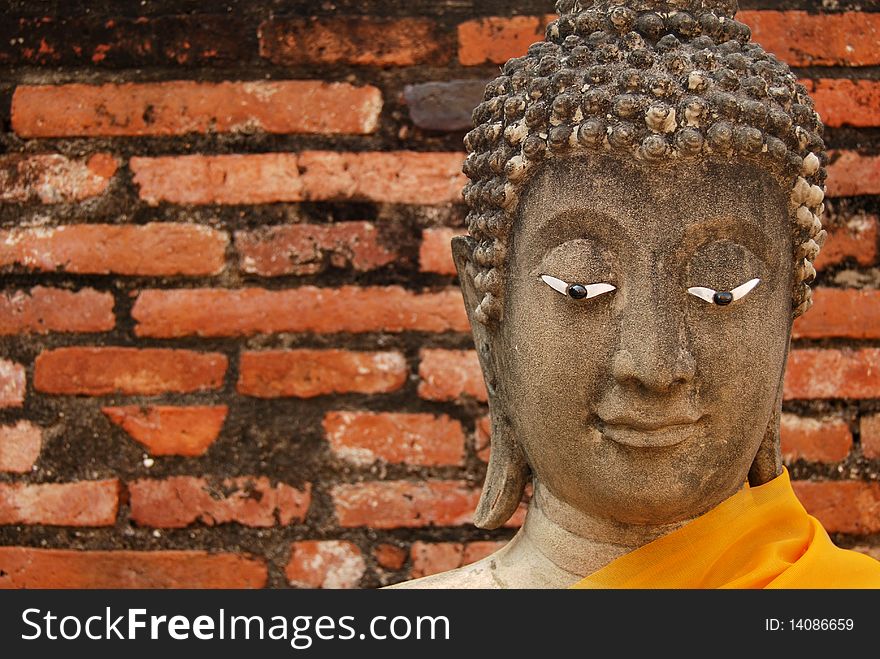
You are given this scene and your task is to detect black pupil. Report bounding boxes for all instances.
[568,284,589,300]
[713,291,734,306]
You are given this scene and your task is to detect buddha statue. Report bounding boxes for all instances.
[393,0,880,588]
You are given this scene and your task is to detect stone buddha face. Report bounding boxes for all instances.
[489,154,792,525]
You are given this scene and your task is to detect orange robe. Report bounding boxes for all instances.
[571,468,880,589]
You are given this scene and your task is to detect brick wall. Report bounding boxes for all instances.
[0,0,878,588]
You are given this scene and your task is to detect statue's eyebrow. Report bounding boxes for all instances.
[529,206,634,248]
[679,216,778,269]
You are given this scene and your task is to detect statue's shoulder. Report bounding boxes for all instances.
[385,553,504,589]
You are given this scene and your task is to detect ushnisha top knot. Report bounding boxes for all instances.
[555,0,738,19]
[462,0,827,326]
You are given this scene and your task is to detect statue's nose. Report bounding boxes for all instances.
[611,288,696,393]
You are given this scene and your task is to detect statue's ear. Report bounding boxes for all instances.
[452,236,530,530]
[748,335,788,486]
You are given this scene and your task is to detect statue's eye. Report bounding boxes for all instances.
[541,274,616,300]
[687,278,761,306]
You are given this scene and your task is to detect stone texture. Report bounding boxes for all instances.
[404,80,489,132]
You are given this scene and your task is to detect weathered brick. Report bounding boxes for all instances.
[404,80,489,132]
[418,349,486,403]
[784,349,880,400]
[0,153,116,204]
[458,15,553,66]
[34,347,227,396]
[373,543,407,570]
[793,289,880,340]
[132,286,468,337]
[0,223,229,276]
[130,152,467,206]
[102,406,228,457]
[826,152,880,198]
[410,540,507,579]
[238,350,407,399]
[0,547,267,589]
[779,413,852,464]
[0,15,253,68]
[803,79,880,129]
[0,287,114,335]
[0,359,26,409]
[739,10,880,67]
[815,214,878,271]
[235,222,397,277]
[13,81,382,137]
[129,476,311,528]
[860,414,880,460]
[0,421,42,473]
[332,480,480,529]
[259,17,448,67]
[0,480,119,526]
[793,480,880,534]
[420,227,465,275]
[323,411,465,467]
[285,540,365,589]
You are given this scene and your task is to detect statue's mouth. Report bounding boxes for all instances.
[599,417,704,449]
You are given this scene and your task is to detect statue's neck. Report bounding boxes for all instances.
[503,480,696,586]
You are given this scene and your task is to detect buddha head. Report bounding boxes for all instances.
[453,0,827,529]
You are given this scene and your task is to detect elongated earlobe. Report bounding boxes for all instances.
[474,411,530,529]
[748,352,786,486]
[452,235,530,529]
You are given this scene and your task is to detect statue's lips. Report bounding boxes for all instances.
[599,417,704,449]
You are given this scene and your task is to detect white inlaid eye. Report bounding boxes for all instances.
[687,278,761,306]
[541,274,616,300]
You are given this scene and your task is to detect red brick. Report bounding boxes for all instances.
[34,347,227,396]
[410,540,507,579]
[793,289,880,340]
[739,10,880,67]
[235,222,397,276]
[0,359,26,409]
[792,480,880,534]
[13,81,381,138]
[238,350,407,399]
[815,215,878,271]
[458,15,554,66]
[130,152,467,206]
[779,413,852,464]
[285,540,365,589]
[373,543,407,570]
[420,227,464,275]
[0,287,114,334]
[102,406,228,457]
[298,151,466,206]
[129,476,311,528]
[323,411,465,467]
[784,349,880,400]
[418,349,486,403]
[0,421,41,473]
[802,79,880,129]
[0,480,118,526]
[333,480,479,529]
[826,151,880,198]
[0,153,116,203]
[132,286,468,337]
[0,223,228,276]
[259,17,448,67]
[0,547,267,589]
[860,414,880,460]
